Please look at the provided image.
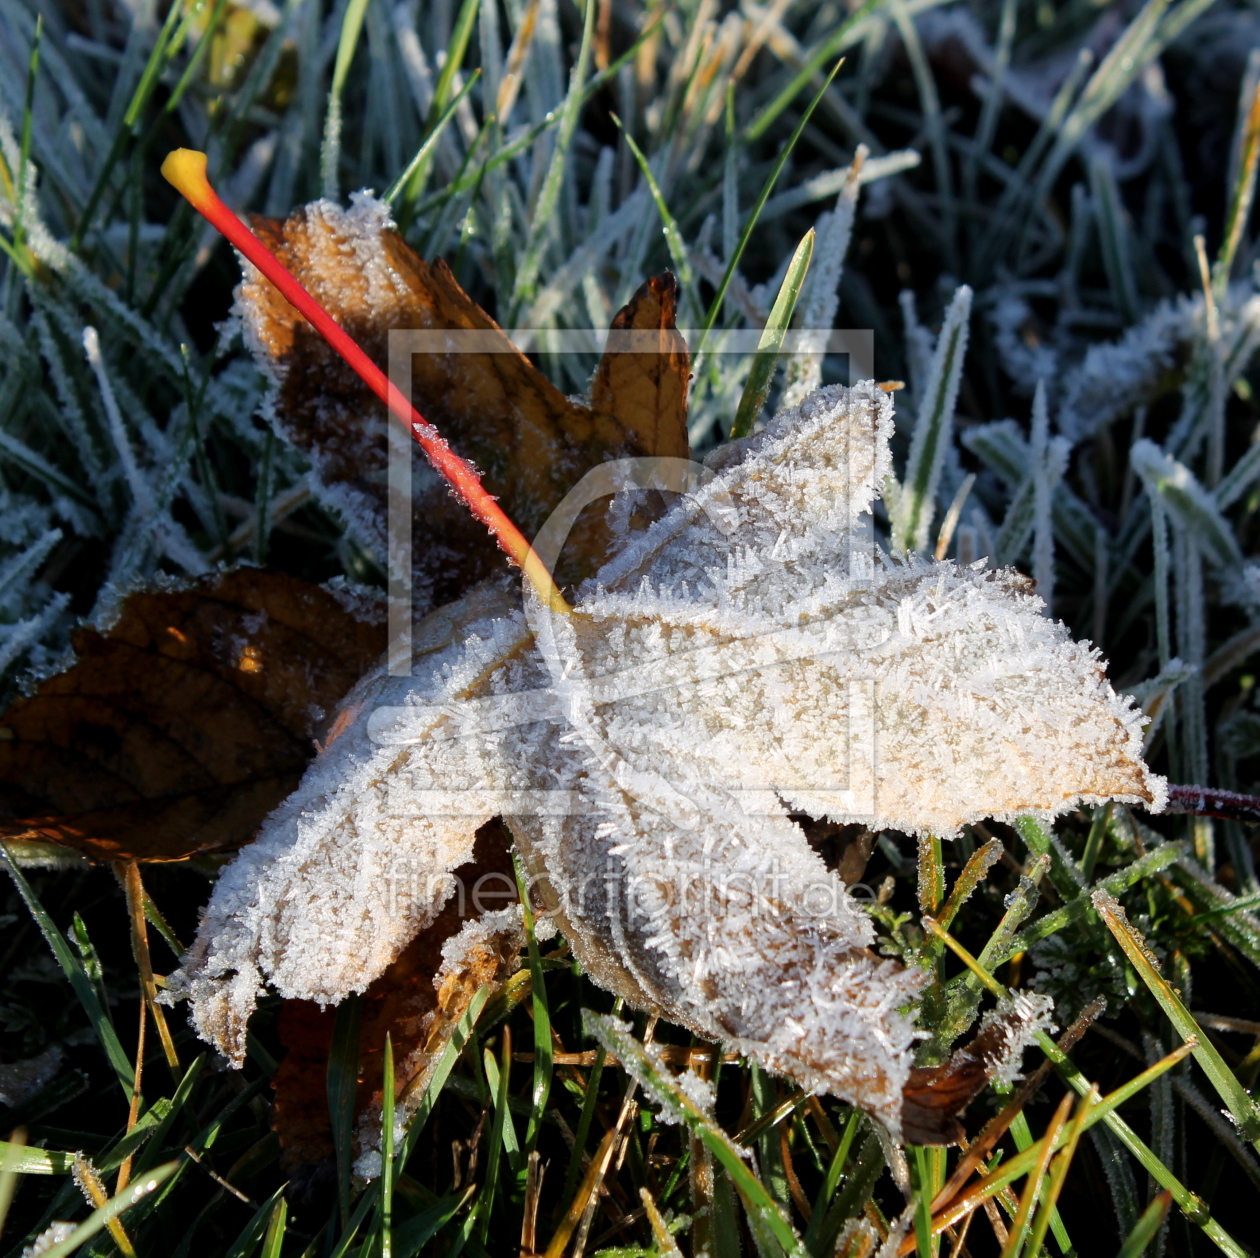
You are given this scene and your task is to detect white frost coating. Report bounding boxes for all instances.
[1059,285,1260,443]
[170,382,1163,1135]
[975,992,1057,1086]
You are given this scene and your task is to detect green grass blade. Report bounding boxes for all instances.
[1131,439,1242,568]
[509,0,596,316]
[730,228,814,439]
[0,1141,73,1175]
[892,286,972,553]
[698,56,846,356]
[1116,1191,1173,1258]
[803,1110,861,1252]
[400,985,492,1160]
[35,1162,178,1258]
[226,1185,288,1258]
[746,0,886,142]
[1,844,133,1098]
[588,1014,807,1258]
[383,71,481,207]
[557,1038,608,1214]
[926,920,1250,1258]
[381,1033,396,1258]
[260,1195,287,1258]
[328,995,362,1227]
[611,116,695,291]
[514,860,552,1156]
[321,0,374,199]
[429,0,481,126]
[1094,890,1260,1149]
[1000,843,1185,963]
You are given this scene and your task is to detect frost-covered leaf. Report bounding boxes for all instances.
[168,381,1162,1135]
[0,570,384,862]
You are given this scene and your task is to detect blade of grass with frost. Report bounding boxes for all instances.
[399,985,491,1159]
[588,1015,808,1258]
[889,0,955,267]
[1116,1192,1174,1258]
[10,15,39,257]
[999,843,1187,962]
[1031,383,1056,609]
[611,115,694,291]
[33,1162,177,1258]
[382,73,480,207]
[781,157,862,409]
[1216,56,1260,294]
[730,229,813,440]
[1094,889,1260,1150]
[926,923,1251,1258]
[963,0,1015,228]
[71,0,188,248]
[320,0,373,199]
[892,285,971,553]
[1174,528,1208,782]
[1,843,134,1097]
[697,56,845,357]
[508,0,594,318]
[1090,156,1139,324]
[0,1141,72,1176]
[411,14,664,219]
[746,0,892,142]
[1131,439,1242,569]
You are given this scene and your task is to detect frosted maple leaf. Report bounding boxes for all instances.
[167,379,1163,1136]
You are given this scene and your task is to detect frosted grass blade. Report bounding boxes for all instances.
[611,115,695,289]
[509,0,596,316]
[383,70,480,207]
[1117,1192,1173,1258]
[1216,54,1260,294]
[1,843,133,1097]
[1131,440,1241,568]
[588,1015,808,1258]
[698,56,845,355]
[320,0,373,198]
[893,285,972,553]
[1094,890,1260,1150]
[34,1163,177,1258]
[730,228,814,439]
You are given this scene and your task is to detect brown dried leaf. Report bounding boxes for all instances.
[238,198,689,608]
[0,570,384,862]
[271,818,522,1180]
[590,272,690,459]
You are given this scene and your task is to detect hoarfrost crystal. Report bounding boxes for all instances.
[168,381,1163,1134]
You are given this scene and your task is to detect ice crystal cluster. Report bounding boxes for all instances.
[169,381,1163,1133]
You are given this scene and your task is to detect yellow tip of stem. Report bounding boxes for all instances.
[160,149,213,210]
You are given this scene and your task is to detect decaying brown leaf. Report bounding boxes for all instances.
[238,196,689,607]
[590,272,691,460]
[0,570,384,862]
